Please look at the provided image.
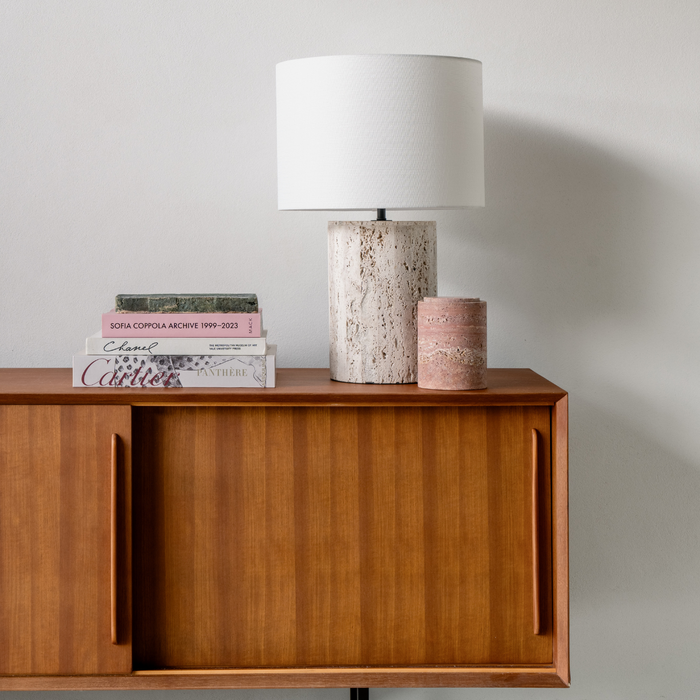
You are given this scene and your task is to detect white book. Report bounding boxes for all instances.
[73,346,276,388]
[85,331,267,356]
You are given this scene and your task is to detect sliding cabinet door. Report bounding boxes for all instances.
[0,405,132,675]
[133,405,551,669]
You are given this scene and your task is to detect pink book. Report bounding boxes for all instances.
[102,309,262,338]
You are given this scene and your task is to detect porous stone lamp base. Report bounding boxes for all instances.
[328,221,437,384]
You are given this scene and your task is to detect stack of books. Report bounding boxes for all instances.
[72,294,275,388]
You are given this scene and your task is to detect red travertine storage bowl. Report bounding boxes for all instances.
[417,297,487,390]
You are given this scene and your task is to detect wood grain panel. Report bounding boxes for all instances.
[134,407,300,668]
[293,407,332,665]
[484,407,552,663]
[392,408,426,662]
[552,395,570,684]
[262,408,298,664]
[328,409,362,663]
[422,407,462,662]
[133,405,552,669]
[0,405,132,675]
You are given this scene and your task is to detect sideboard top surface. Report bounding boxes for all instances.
[0,368,566,406]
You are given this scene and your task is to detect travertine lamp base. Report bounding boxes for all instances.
[328,221,437,384]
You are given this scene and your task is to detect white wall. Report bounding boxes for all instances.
[2,1,700,698]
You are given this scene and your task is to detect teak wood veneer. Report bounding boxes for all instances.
[0,368,569,690]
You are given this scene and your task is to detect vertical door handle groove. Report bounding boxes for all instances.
[111,433,119,645]
[532,428,541,635]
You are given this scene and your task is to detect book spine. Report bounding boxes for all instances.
[86,335,266,356]
[102,310,262,338]
[73,349,276,389]
[115,293,258,314]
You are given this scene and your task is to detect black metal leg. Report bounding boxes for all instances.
[350,689,369,700]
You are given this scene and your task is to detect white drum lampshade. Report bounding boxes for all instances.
[276,55,485,383]
[277,54,484,211]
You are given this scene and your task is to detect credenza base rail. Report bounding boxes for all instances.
[0,667,569,690]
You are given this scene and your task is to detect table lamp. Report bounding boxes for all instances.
[276,54,484,383]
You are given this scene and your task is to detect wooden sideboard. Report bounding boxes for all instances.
[0,368,569,690]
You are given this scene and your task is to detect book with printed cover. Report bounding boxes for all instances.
[101,309,262,338]
[72,346,276,388]
[85,331,267,356]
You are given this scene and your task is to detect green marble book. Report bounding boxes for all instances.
[115,294,258,314]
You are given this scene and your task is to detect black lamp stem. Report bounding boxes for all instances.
[375,208,387,221]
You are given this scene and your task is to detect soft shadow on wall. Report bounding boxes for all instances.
[417,113,700,699]
[440,112,665,364]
